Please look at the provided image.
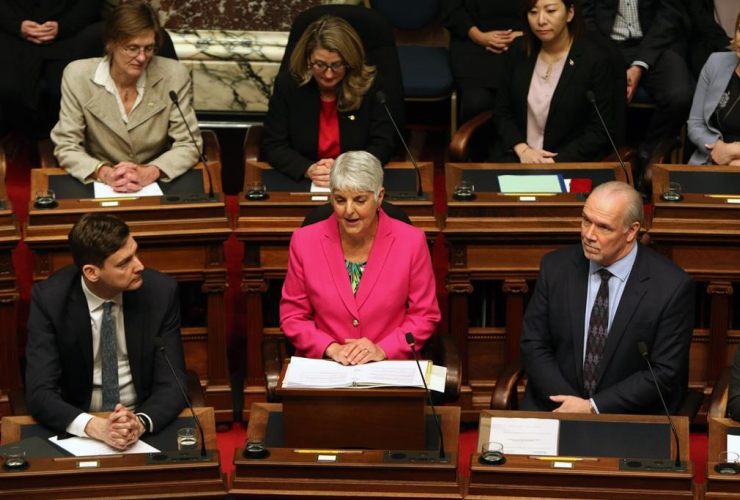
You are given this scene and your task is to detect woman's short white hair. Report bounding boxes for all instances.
[330,151,384,200]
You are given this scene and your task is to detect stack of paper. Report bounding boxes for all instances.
[282,357,447,392]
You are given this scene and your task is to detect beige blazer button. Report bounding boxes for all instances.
[352,319,359,327]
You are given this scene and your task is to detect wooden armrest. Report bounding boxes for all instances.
[201,130,221,165]
[644,136,679,185]
[490,359,525,410]
[708,366,731,419]
[186,369,206,408]
[243,124,264,163]
[9,388,28,416]
[261,334,283,403]
[434,333,461,403]
[449,110,491,162]
[38,139,59,169]
[676,389,703,421]
[603,146,636,185]
[0,143,5,180]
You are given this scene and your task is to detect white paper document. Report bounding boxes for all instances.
[282,356,446,392]
[488,417,560,456]
[310,183,331,193]
[498,174,564,194]
[49,435,160,456]
[727,434,740,457]
[94,181,163,199]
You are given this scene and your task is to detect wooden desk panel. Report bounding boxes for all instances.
[0,170,21,424]
[229,403,462,499]
[649,165,740,413]
[706,418,740,499]
[235,162,440,420]
[443,163,629,421]
[468,410,694,499]
[0,409,225,499]
[24,168,232,425]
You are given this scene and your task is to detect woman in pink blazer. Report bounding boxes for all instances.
[280,151,440,365]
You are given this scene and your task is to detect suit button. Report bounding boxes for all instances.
[352,319,359,327]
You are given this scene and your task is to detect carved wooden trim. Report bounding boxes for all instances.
[242,280,269,293]
[502,280,529,295]
[451,245,466,268]
[244,245,261,268]
[707,282,733,296]
[201,282,227,294]
[208,245,223,267]
[447,282,473,294]
[0,292,19,304]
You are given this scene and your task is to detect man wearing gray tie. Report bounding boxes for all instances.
[520,181,695,415]
[26,214,187,449]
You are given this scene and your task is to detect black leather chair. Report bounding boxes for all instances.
[244,4,405,163]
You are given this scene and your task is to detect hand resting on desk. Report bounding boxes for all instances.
[84,404,146,450]
[98,162,161,193]
[325,338,387,366]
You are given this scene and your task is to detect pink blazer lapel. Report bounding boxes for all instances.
[320,214,360,319]
[355,211,394,310]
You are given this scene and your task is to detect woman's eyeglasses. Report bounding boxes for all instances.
[309,61,348,74]
[122,45,158,57]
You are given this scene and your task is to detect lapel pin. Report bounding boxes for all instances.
[569,59,574,66]
[148,102,154,107]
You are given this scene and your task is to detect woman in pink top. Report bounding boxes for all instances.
[491,0,616,163]
[280,151,440,365]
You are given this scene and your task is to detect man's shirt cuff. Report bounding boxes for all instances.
[136,412,153,434]
[631,61,649,72]
[590,398,601,414]
[66,413,94,437]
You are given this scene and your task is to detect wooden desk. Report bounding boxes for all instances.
[24,167,233,424]
[649,164,740,409]
[706,417,740,499]
[229,402,462,499]
[443,163,629,420]
[0,408,226,499]
[0,166,21,423]
[467,410,694,499]
[235,162,440,419]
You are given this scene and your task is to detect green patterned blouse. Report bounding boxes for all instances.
[345,260,367,296]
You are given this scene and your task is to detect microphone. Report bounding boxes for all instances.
[586,91,629,184]
[405,332,445,459]
[637,341,681,469]
[376,91,425,200]
[154,336,207,458]
[168,90,215,200]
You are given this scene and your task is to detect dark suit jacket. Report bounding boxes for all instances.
[262,71,396,182]
[492,37,616,162]
[26,266,188,433]
[581,0,684,68]
[441,0,523,88]
[685,0,732,51]
[728,344,740,421]
[520,243,695,415]
[0,0,100,108]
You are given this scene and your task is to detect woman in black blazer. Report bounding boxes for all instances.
[262,15,394,186]
[491,0,615,163]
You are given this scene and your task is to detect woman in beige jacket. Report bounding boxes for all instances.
[51,0,200,193]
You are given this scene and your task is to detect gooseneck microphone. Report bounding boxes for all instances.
[637,341,681,468]
[168,90,214,199]
[586,91,629,184]
[376,92,425,200]
[155,337,207,458]
[406,332,445,459]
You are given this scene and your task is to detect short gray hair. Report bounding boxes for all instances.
[330,151,384,200]
[591,181,644,228]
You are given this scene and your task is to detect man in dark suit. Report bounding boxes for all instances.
[521,181,694,414]
[581,0,692,189]
[26,214,187,449]
[729,344,740,421]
